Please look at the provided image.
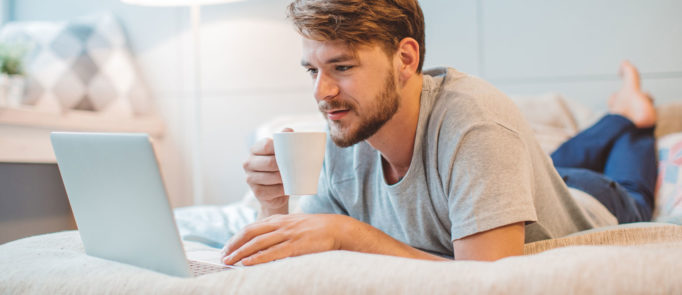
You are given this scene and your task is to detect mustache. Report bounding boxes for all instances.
[318,99,355,113]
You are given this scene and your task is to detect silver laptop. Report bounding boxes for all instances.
[51,132,237,277]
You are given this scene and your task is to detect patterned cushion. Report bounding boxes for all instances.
[0,13,152,116]
[655,132,682,220]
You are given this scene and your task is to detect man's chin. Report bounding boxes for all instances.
[329,127,359,148]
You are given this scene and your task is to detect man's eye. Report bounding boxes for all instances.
[306,68,318,75]
[336,65,353,71]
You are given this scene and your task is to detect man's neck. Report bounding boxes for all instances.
[366,73,423,184]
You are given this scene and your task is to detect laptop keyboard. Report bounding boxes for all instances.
[188,260,234,276]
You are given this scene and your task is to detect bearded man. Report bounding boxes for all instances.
[221,0,657,265]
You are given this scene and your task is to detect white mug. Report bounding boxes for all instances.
[273,131,326,195]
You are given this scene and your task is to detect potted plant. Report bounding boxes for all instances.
[0,42,28,108]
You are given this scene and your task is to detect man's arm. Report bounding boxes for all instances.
[221,213,447,266]
[453,222,525,261]
[339,220,524,261]
[221,213,525,265]
[444,123,535,261]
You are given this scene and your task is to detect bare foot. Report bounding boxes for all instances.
[608,60,657,128]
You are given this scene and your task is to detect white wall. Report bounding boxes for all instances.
[10,0,682,206]
[479,0,682,110]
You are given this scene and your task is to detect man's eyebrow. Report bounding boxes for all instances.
[325,54,355,64]
[300,54,355,67]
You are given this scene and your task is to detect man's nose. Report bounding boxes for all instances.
[313,73,339,102]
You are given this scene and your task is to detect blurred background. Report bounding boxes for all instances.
[1,0,681,243]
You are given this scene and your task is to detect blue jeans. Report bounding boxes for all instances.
[551,115,657,223]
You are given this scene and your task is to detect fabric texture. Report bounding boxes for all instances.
[300,68,602,258]
[174,204,257,249]
[655,132,682,220]
[654,102,682,139]
[1,225,681,294]
[0,13,152,116]
[508,93,583,154]
[524,223,680,254]
[565,187,618,227]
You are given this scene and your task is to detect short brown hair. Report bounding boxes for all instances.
[287,0,426,73]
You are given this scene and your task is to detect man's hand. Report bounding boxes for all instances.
[221,213,347,266]
[243,128,293,217]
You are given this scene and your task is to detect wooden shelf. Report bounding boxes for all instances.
[0,107,165,137]
[0,107,165,163]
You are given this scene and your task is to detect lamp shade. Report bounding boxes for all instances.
[121,0,243,6]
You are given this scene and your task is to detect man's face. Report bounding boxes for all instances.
[301,39,400,147]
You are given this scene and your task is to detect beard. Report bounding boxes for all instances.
[318,69,401,148]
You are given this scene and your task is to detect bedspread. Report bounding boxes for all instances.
[1,224,681,294]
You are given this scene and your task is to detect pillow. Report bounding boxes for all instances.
[655,102,682,139]
[0,13,152,116]
[654,132,682,221]
[509,93,582,154]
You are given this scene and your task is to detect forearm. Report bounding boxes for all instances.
[339,215,448,261]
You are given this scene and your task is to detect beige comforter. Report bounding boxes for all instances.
[1,225,681,294]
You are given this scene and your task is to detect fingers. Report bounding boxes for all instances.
[249,127,294,155]
[243,155,278,172]
[245,130,294,211]
[244,155,286,210]
[221,214,341,266]
[222,231,287,265]
[246,171,282,186]
[222,220,280,258]
[239,241,294,266]
[250,138,275,155]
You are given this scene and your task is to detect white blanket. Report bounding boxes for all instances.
[1,227,681,294]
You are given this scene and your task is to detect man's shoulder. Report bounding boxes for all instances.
[423,67,497,96]
[423,68,511,130]
[421,67,529,151]
[429,68,528,123]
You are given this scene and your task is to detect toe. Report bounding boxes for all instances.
[620,60,641,91]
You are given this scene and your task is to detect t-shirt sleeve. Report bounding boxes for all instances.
[299,160,348,215]
[447,123,538,241]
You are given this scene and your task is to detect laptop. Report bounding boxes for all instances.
[50,132,238,277]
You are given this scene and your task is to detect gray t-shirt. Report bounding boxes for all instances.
[300,68,599,258]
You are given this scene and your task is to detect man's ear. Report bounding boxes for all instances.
[395,37,420,85]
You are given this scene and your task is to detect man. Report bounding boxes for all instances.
[221,0,656,265]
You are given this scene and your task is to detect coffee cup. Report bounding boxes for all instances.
[273,131,326,196]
